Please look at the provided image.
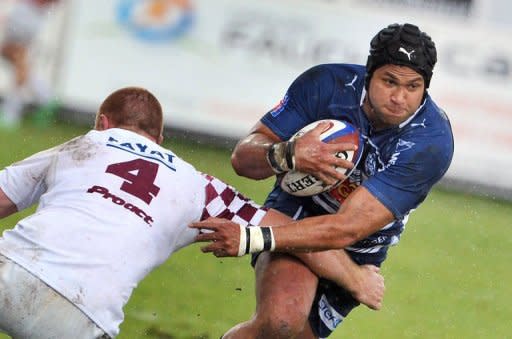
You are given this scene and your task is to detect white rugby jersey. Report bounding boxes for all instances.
[0,128,266,337]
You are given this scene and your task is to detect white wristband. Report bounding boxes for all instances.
[237,226,276,256]
[238,225,247,257]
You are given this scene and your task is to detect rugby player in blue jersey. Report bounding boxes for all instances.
[192,23,454,338]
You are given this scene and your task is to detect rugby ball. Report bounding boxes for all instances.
[279,119,362,197]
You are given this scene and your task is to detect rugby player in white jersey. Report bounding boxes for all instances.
[0,0,60,128]
[0,87,384,338]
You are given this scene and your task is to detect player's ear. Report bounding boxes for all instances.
[95,114,111,131]
[157,134,164,145]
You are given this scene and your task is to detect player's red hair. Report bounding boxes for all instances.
[98,87,163,141]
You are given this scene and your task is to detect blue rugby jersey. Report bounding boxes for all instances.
[261,63,454,261]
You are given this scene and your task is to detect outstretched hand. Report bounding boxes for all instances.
[189,218,242,257]
[351,264,385,311]
[293,121,357,185]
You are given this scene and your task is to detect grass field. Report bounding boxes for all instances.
[0,121,511,339]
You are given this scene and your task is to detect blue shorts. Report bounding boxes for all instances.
[256,186,389,337]
[307,251,386,338]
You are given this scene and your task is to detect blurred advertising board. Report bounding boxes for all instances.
[5,0,512,199]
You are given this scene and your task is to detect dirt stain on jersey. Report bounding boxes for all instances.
[70,287,85,306]
[61,136,99,164]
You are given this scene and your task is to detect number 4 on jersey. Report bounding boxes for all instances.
[106,159,160,204]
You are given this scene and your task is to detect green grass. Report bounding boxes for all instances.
[1,122,511,339]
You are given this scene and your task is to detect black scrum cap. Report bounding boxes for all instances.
[365,23,437,88]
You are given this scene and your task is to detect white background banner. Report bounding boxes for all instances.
[1,0,512,197]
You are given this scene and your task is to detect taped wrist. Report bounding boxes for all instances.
[266,140,296,174]
[237,225,276,256]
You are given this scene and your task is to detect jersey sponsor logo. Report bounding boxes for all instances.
[388,139,415,166]
[269,94,289,117]
[362,137,386,176]
[87,185,154,226]
[410,118,427,128]
[107,136,176,170]
[396,139,415,152]
[344,74,358,90]
[318,294,343,331]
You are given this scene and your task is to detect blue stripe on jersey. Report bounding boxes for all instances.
[106,144,176,171]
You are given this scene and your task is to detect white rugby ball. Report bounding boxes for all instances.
[279,119,362,197]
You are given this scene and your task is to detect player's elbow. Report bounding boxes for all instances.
[231,151,269,180]
[230,152,245,176]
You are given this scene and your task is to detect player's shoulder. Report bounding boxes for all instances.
[423,96,451,122]
[413,95,453,136]
[398,96,454,159]
[299,63,366,83]
[292,63,366,104]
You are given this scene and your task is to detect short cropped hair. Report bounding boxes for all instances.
[98,87,163,140]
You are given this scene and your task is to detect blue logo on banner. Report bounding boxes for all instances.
[117,0,195,42]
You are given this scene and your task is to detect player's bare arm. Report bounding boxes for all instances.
[232,121,357,184]
[271,187,395,251]
[191,186,393,253]
[297,250,385,310]
[191,205,386,310]
[0,188,17,218]
[231,122,280,179]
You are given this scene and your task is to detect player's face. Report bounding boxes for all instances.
[365,64,425,130]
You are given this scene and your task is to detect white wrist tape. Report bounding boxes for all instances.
[237,225,276,256]
[238,225,247,257]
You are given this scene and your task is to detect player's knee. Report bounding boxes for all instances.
[257,311,308,339]
[258,320,302,339]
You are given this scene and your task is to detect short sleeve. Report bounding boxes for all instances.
[363,141,453,218]
[261,65,336,140]
[0,145,62,210]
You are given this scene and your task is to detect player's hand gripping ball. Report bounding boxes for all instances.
[279,119,363,197]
